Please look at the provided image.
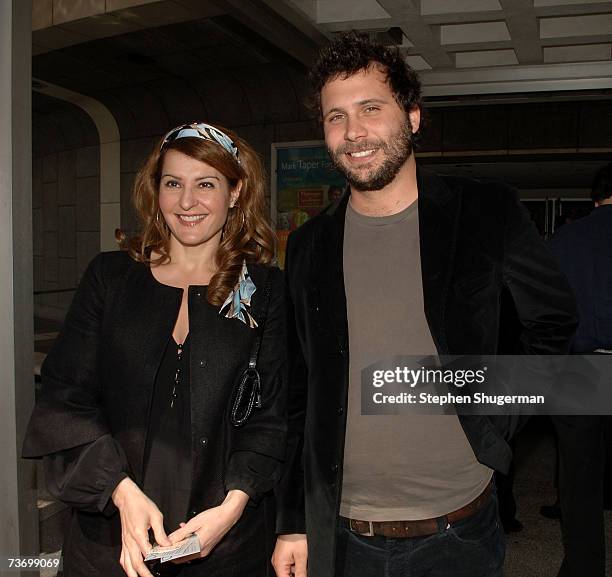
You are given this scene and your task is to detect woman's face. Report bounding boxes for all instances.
[158,149,240,248]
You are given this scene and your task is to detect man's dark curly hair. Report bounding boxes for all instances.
[309,31,422,120]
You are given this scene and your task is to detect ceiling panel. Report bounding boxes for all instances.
[440,21,511,44]
[405,55,432,70]
[420,0,502,16]
[454,49,518,68]
[540,13,612,38]
[544,43,611,62]
[316,0,390,23]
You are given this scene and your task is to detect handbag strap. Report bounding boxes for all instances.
[247,268,273,369]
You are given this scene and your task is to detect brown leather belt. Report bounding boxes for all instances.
[347,479,494,538]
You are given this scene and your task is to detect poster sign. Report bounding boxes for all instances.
[272,141,346,268]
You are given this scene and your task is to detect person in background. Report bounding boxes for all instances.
[23,122,287,577]
[548,162,612,577]
[272,32,577,577]
[327,184,345,205]
[555,213,574,230]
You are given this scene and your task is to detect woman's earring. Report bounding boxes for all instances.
[236,205,245,229]
[156,210,168,230]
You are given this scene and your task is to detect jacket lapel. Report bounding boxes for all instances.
[315,194,350,352]
[417,167,462,354]
[114,265,183,481]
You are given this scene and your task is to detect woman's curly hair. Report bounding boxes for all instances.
[123,125,275,307]
[309,31,423,121]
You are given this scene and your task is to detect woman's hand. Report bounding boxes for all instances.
[112,477,171,577]
[272,534,308,577]
[167,490,249,560]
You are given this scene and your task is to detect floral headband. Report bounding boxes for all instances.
[160,122,240,163]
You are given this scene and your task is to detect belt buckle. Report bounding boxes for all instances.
[350,519,375,537]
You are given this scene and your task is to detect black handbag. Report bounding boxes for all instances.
[229,271,272,427]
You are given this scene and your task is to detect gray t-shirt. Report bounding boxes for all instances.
[341,199,492,521]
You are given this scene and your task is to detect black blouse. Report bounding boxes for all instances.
[143,335,192,533]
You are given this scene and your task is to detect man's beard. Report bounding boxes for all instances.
[328,120,413,192]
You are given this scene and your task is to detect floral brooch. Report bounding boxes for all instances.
[220,261,258,328]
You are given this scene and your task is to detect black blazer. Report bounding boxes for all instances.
[23,251,287,577]
[277,168,577,577]
[549,204,612,352]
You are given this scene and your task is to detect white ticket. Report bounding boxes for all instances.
[144,534,200,563]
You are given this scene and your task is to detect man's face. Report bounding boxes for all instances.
[321,66,420,192]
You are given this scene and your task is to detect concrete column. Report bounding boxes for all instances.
[0,0,38,574]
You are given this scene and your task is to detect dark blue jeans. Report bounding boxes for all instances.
[335,489,505,577]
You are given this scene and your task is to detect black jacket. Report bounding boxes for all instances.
[549,204,612,352]
[276,168,577,577]
[23,251,287,577]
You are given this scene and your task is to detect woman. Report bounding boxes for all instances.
[23,122,287,577]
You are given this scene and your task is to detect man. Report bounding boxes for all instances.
[272,32,577,577]
[548,163,612,577]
